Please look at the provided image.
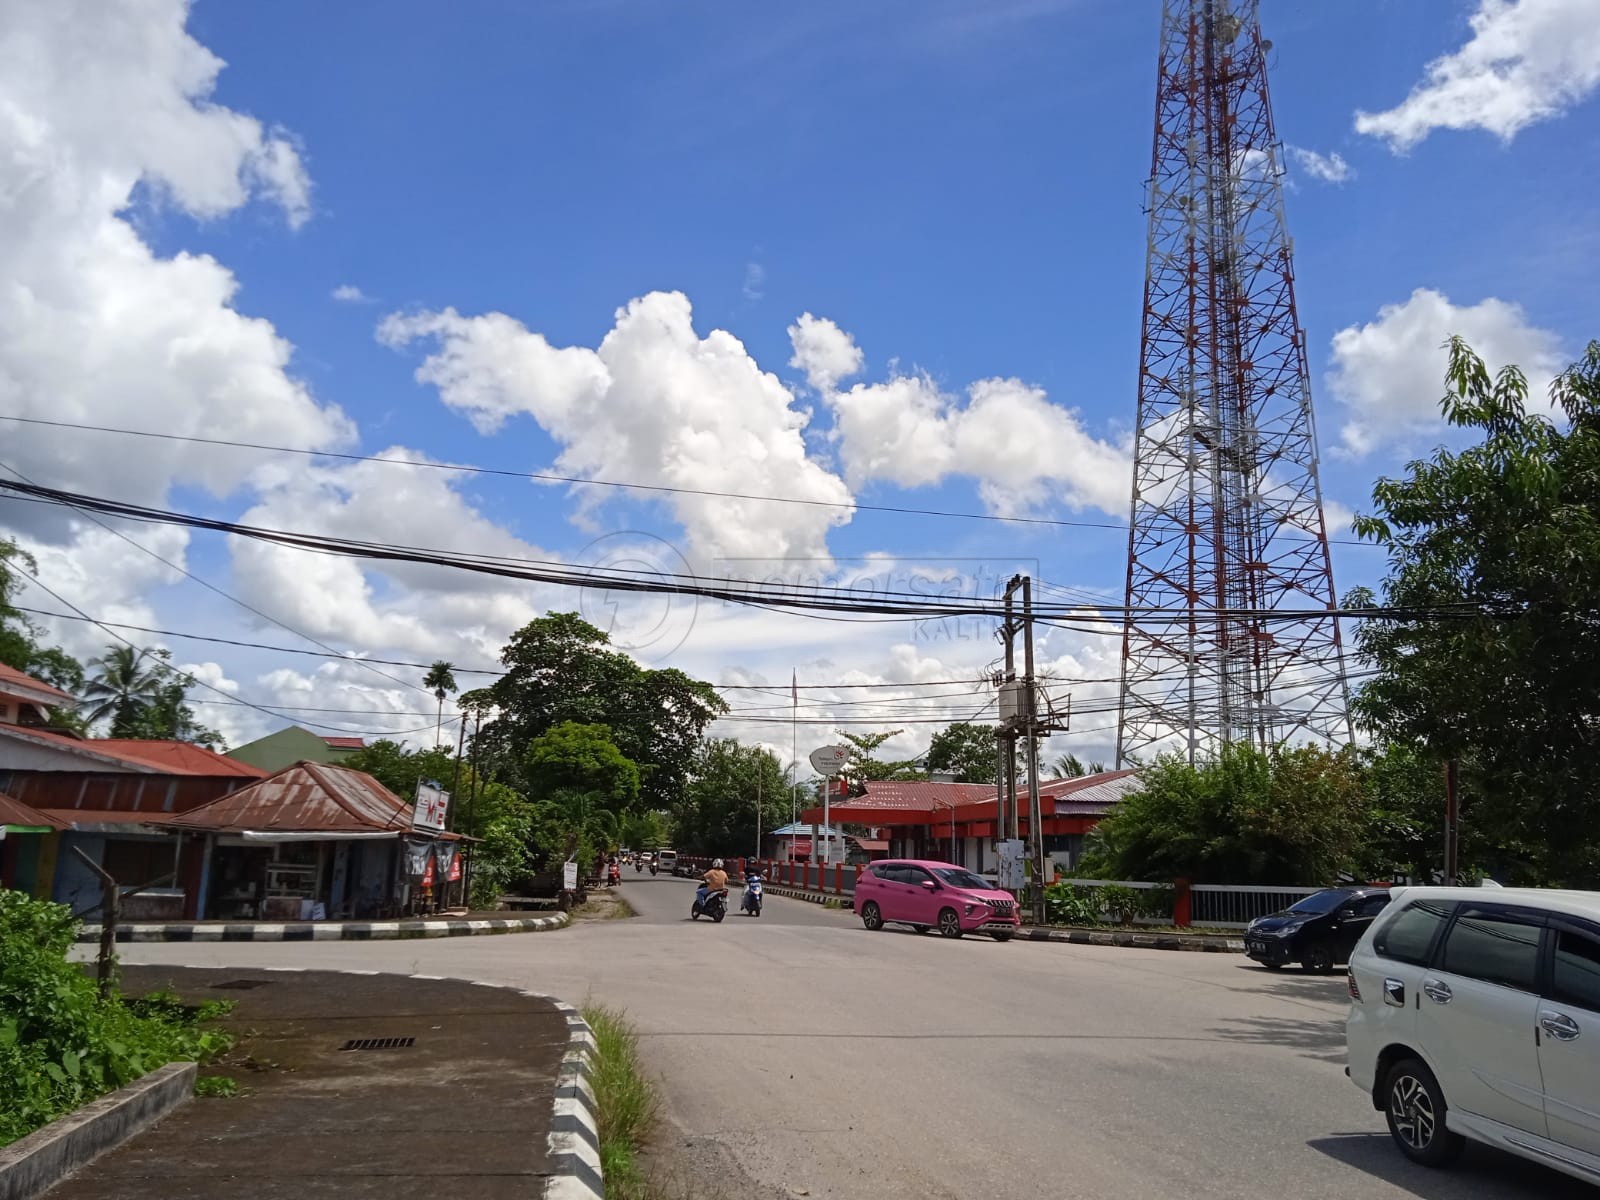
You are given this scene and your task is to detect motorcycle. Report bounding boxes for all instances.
[691,888,728,923]
[649,863,658,876]
[608,863,621,887]
[635,859,644,874]
[741,872,763,917]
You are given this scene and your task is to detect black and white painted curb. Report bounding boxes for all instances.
[171,965,605,1199]
[542,998,605,1200]
[758,883,853,909]
[75,912,570,943]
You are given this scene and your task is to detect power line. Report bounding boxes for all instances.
[0,458,428,698]
[7,560,447,736]
[0,478,1481,627]
[0,412,1383,546]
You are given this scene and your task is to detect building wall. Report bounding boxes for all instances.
[227,726,354,774]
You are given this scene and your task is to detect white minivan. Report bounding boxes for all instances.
[1346,886,1600,1186]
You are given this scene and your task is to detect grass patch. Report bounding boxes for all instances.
[194,1075,240,1098]
[582,1004,658,1200]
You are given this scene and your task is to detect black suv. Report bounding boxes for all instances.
[1244,886,1392,973]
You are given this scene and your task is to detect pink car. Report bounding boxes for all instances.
[854,860,1020,941]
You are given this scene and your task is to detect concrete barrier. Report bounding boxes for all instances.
[0,1061,195,1200]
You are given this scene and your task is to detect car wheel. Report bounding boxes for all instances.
[1384,1058,1463,1168]
[861,901,884,931]
[1300,941,1336,974]
[937,908,963,939]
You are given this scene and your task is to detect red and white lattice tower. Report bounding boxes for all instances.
[1117,0,1351,767]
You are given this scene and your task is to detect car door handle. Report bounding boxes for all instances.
[1540,1010,1581,1042]
[1422,978,1453,1005]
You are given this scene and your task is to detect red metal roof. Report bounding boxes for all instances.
[0,791,66,830]
[90,740,266,778]
[0,662,74,704]
[0,726,263,776]
[169,760,415,834]
[36,808,174,826]
[847,781,997,810]
[319,736,366,749]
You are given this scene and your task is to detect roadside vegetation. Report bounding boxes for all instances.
[582,1003,659,1200]
[0,890,235,1146]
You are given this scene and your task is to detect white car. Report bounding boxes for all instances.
[1346,885,1600,1186]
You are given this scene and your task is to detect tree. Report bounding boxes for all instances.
[1079,742,1370,885]
[0,538,85,698]
[1353,337,1600,885]
[475,613,725,808]
[423,660,457,749]
[926,722,998,783]
[120,657,226,750]
[837,729,924,793]
[524,721,641,809]
[673,739,786,854]
[345,739,459,804]
[1050,753,1106,780]
[81,646,168,734]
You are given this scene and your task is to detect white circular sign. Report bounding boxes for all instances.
[809,744,849,774]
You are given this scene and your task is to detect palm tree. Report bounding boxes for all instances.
[423,660,457,748]
[81,645,165,734]
[1049,753,1107,780]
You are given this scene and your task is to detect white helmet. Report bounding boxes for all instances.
[712,858,724,869]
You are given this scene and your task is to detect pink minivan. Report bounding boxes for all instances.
[854,859,1020,940]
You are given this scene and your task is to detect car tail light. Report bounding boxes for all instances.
[1347,974,1362,1003]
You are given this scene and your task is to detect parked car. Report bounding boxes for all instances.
[854,860,1019,941]
[1244,886,1392,973]
[1346,886,1600,1186]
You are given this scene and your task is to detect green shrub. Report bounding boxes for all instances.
[0,889,235,1146]
[1043,881,1100,926]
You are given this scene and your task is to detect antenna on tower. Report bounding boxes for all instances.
[1116,0,1351,767]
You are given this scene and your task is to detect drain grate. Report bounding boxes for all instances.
[340,1037,416,1052]
[211,980,272,990]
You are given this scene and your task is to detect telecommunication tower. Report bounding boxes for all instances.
[1117,0,1351,767]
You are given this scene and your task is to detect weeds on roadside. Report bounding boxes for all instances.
[194,1075,240,1098]
[581,1003,658,1200]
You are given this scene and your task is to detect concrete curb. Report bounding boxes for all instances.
[541,999,605,1199]
[760,884,853,910]
[0,1061,195,1200]
[74,912,571,943]
[1019,926,1246,953]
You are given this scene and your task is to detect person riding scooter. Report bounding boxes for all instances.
[608,857,621,887]
[741,866,764,916]
[696,858,729,908]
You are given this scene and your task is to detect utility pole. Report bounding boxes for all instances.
[1000,575,1067,925]
[1021,576,1047,925]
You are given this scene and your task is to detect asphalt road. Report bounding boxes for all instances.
[112,876,1588,1200]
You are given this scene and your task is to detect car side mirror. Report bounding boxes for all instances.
[920,880,937,890]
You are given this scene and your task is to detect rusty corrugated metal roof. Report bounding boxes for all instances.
[168,760,414,834]
[0,790,67,830]
[0,662,75,704]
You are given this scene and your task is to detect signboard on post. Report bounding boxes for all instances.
[808,745,849,774]
[997,839,1027,890]
[562,860,579,892]
[412,781,450,833]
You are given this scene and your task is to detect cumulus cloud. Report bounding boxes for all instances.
[0,0,350,527]
[1288,146,1354,184]
[1327,287,1565,456]
[380,292,856,562]
[788,312,864,393]
[826,372,1129,518]
[331,284,370,303]
[1355,0,1600,150]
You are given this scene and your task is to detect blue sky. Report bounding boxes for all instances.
[3,0,1597,760]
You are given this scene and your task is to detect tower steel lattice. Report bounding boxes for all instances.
[1117,0,1351,767]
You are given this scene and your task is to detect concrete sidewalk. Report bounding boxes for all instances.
[45,966,582,1199]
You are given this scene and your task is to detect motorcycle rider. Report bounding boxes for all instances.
[742,864,764,914]
[696,858,729,908]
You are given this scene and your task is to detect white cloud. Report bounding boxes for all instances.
[1327,287,1565,456]
[381,292,856,562]
[1288,146,1354,184]
[826,372,1130,518]
[0,0,350,529]
[788,312,864,393]
[1355,0,1600,150]
[331,284,369,303]
[742,261,766,301]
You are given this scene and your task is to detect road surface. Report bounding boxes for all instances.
[113,875,1585,1199]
